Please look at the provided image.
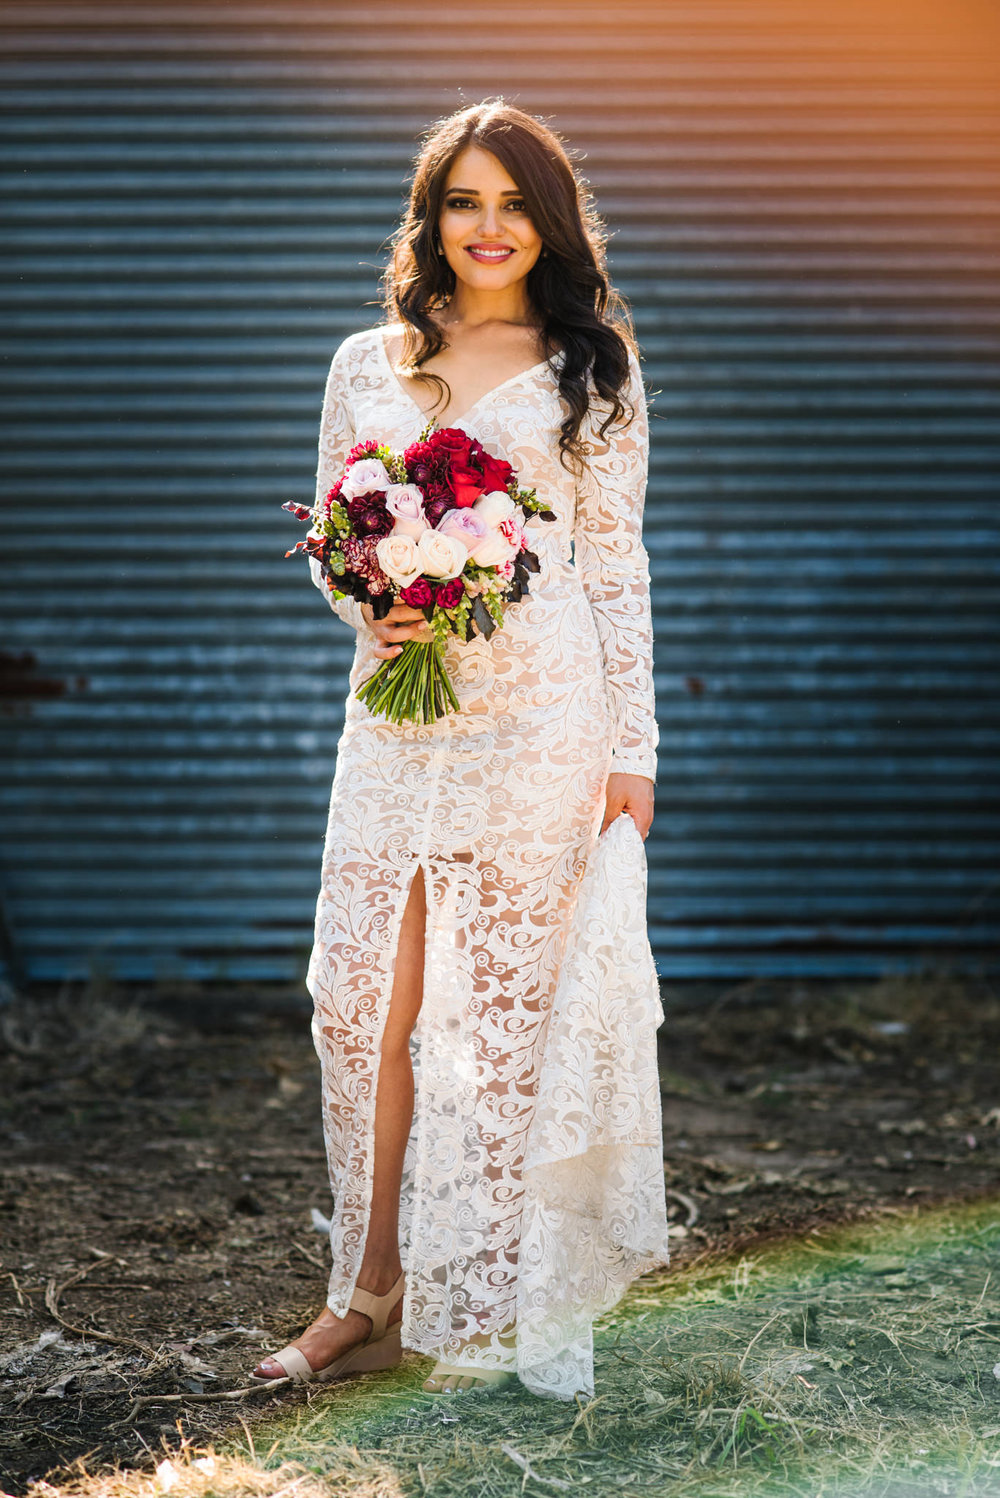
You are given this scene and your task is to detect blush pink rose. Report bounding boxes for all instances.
[340,457,392,500]
[435,507,491,555]
[385,483,428,538]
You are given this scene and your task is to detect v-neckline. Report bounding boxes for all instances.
[376,324,555,430]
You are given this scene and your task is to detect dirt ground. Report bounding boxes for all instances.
[0,969,997,1495]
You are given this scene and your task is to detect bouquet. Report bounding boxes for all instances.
[284,425,555,724]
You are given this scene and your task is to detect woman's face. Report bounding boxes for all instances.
[437,145,544,294]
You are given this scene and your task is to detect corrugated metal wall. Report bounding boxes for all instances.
[2,0,999,982]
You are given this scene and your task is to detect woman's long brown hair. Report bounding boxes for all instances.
[382,100,639,472]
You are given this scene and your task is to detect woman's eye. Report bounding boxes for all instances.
[444,196,527,213]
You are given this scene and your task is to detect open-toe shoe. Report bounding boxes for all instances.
[250,1271,405,1386]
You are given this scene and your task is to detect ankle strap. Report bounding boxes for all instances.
[348,1270,405,1340]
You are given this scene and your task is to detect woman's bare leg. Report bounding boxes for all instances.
[253,864,425,1378]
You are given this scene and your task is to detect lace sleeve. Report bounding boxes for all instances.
[309,339,369,633]
[573,350,659,783]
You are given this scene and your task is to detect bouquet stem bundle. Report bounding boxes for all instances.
[355,638,461,725]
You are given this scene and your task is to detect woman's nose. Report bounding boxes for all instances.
[477,205,502,236]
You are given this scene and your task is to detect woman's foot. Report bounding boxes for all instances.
[252,1263,404,1382]
[423,1363,515,1394]
[422,1328,517,1394]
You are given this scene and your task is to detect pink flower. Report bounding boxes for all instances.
[341,457,392,501]
[498,515,528,550]
[435,507,490,554]
[385,483,428,538]
[342,535,390,595]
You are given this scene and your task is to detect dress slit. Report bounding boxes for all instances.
[307,849,427,1319]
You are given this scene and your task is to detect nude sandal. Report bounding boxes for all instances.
[422,1361,516,1394]
[250,1271,405,1386]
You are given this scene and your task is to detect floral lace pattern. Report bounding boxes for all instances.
[304,326,667,1400]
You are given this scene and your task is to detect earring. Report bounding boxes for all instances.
[434,235,445,256]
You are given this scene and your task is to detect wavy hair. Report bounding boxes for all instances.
[381,100,638,472]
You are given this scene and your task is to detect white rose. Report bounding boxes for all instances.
[385,483,428,538]
[375,533,422,585]
[415,529,467,580]
[473,490,516,526]
[341,458,392,500]
[469,529,519,568]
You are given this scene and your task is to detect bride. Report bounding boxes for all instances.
[253,99,668,1400]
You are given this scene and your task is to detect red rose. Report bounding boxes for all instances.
[434,577,465,608]
[427,428,475,461]
[477,450,515,492]
[400,577,434,607]
[448,459,488,507]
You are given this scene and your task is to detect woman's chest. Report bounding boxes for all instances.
[350,375,575,520]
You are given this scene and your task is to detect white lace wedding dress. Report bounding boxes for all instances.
[303,325,669,1400]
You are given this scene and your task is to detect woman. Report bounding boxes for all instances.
[252,100,669,1400]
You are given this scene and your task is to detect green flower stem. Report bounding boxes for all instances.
[355,637,461,725]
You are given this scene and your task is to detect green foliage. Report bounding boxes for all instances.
[235,1199,1000,1498]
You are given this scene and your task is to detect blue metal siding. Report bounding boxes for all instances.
[1,1,999,981]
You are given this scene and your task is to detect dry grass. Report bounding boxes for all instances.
[13,1195,1000,1498]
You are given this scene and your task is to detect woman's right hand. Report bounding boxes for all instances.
[362,601,435,660]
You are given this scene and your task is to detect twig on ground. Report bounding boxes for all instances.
[44,1252,156,1356]
[501,1443,571,1490]
[737,1309,785,1374]
[290,1240,326,1271]
[120,1380,290,1425]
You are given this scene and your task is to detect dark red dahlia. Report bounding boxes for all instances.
[345,493,394,538]
[423,494,455,528]
[342,535,390,594]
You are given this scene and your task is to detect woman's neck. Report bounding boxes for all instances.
[439,280,538,331]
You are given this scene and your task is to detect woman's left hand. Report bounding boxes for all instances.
[601,772,655,841]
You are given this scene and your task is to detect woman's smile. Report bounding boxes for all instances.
[465,244,516,263]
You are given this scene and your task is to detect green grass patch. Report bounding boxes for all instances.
[29,1197,1000,1497]
[215,1195,1000,1497]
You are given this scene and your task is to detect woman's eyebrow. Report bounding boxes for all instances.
[444,186,522,196]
